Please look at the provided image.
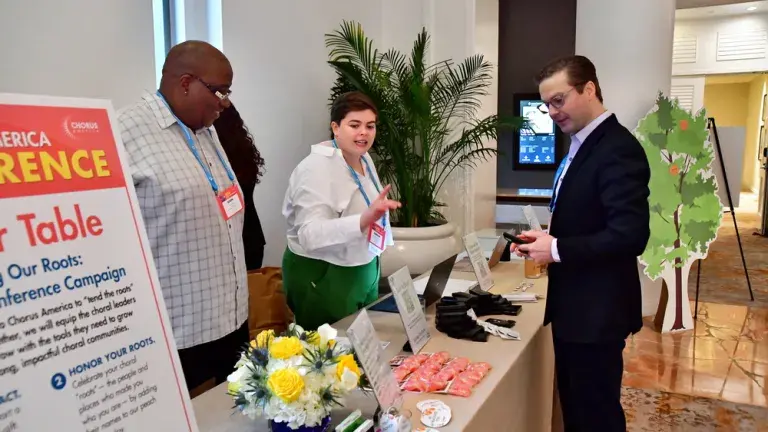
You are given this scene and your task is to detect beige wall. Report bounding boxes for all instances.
[703,82,755,191]
[745,76,767,193]
[704,83,750,127]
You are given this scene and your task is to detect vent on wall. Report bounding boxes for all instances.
[673,35,698,64]
[671,85,695,111]
[717,30,768,61]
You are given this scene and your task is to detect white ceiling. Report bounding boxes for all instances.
[676,0,768,18]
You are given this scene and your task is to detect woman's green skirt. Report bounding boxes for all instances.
[282,247,379,330]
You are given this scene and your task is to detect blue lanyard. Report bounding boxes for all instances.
[331,139,387,227]
[155,91,236,194]
[549,157,569,213]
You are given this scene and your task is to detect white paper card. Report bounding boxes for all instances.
[503,293,540,303]
[413,278,477,297]
[462,233,494,291]
[387,266,430,354]
[523,205,543,231]
[468,309,521,340]
[346,310,403,409]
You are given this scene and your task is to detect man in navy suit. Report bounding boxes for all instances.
[514,55,651,431]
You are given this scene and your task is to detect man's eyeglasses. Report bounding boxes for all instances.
[538,87,577,113]
[193,75,232,101]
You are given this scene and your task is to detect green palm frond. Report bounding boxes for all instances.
[325,21,382,82]
[325,21,525,228]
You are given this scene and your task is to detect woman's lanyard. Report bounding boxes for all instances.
[155,91,236,194]
[331,139,387,227]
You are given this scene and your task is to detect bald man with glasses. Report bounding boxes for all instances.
[512,56,651,431]
[117,40,248,392]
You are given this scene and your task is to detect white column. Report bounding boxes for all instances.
[576,0,675,130]
[575,0,676,316]
[473,0,500,232]
[427,0,478,237]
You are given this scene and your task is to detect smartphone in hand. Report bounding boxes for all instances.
[503,232,532,245]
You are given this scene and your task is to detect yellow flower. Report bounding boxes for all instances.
[227,381,241,394]
[267,368,304,403]
[305,331,321,346]
[336,354,361,380]
[328,340,336,349]
[269,337,304,359]
[255,329,275,348]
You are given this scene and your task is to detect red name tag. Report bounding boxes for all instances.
[217,185,244,221]
[368,222,386,254]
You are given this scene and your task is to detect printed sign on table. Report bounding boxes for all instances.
[346,310,403,410]
[523,205,543,231]
[387,267,430,354]
[0,94,197,431]
[462,233,494,291]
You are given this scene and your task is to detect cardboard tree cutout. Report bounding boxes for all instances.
[634,93,723,333]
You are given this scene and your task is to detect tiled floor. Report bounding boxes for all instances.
[623,301,768,407]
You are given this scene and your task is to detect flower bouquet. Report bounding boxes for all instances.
[227,323,363,431]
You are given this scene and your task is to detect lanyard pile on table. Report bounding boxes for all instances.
[435,287,522,342]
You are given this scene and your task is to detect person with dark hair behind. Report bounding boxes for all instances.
[214,103,266,270]
[281,91,401,330]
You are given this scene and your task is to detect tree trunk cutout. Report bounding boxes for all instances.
[654,260,694,332]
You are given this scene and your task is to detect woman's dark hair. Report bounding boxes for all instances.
[214,102,265,191]
[330,91,378,125]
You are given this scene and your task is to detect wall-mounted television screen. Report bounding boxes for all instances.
[512,93,563,170]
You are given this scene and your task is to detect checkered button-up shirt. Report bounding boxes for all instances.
[117,91,248,350]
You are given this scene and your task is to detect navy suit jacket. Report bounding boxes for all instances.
[545,114,651,343]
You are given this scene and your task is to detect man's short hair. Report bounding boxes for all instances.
[535,55,603,103]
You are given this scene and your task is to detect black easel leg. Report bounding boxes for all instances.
[709,118,755,302]
[730,209,755,301]
[694,259,702,320]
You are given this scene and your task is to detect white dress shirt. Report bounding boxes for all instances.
[283,142,387,267]
[551,110,613,262]
[118,92,248,350]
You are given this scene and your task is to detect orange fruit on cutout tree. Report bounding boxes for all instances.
[670,164,680,176]
[679,120,688,131]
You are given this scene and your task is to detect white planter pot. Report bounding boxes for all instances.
[380,222,461,277]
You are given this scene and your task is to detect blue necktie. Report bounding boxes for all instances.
[549,157,569,213]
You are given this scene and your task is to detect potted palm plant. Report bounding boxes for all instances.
[325,21,525,276]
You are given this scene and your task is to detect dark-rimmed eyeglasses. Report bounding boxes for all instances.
[538,87,577,113]
[192,75,232,101]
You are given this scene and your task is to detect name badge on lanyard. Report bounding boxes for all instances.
[368,223,386,253]
[157,91,244,221]
[332,140,393,256]
[218,184,244,221]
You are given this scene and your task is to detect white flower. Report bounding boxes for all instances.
[340,368,359,392]
[227,366,247,384]
[267,355,304,373]
[317,324,338,346]
[289,322,304,335]
[234,352,250,368]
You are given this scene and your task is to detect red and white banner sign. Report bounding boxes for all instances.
[0,94,197,431]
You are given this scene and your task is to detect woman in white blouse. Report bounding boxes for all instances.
[282,92,400,330]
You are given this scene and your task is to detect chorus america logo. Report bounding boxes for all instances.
[63,115,100,139]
